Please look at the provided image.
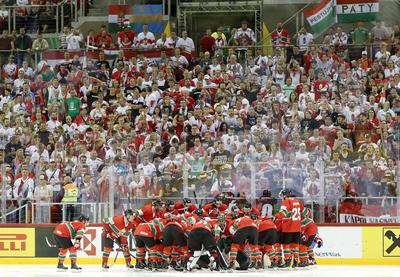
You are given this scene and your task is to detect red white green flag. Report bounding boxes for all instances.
[304,0,337,34]
[336,0,379,23]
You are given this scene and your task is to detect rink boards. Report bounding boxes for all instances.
[0,224,400,265]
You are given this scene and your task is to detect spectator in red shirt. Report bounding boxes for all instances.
[200,29,216,55]
[96,30,113,49]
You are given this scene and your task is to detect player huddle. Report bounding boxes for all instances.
[53,189,322,272]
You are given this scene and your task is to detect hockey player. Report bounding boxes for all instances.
[228,214,262,270]
[173,198,197,214]
[137,198,163,222]
[101,209,139,269]
[309,235,323,265]
[186,218,221,271]
[162,214,195,270]
[53,215,89,270]
[203,194,228,215]
[299,208,319,267]
[255,213,279,268]
[275,188,306,268]
[133,218,167,270]
[241,202,261,217]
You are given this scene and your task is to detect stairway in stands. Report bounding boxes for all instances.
[87,0,109,16]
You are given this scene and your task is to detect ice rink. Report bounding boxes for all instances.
[0,265,399,277]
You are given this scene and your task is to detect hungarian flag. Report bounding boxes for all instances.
[304,0,336,34]
[108,4,163,33]
[336,0,379,23]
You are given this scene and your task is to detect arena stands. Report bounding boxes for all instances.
[0,2,399,225]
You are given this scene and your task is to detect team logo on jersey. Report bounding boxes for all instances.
[383,228,400,257]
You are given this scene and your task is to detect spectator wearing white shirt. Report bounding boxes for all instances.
[171,48,189,69]
[296,27,313,52]
[137,154,156,180]
[163,32,179,48]
[375,42,391,63]
[176,31,195,55]
[13,164,34,201]
[47,111,62,133]
[331,27,348,48]
[136,24,156,48]
[234,20,256,46]
[66,29,83,50]
[115,97,130,115]
[342,100,361,124]
[377,101,395,121]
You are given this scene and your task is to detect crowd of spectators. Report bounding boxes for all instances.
[0,0,80,34]
[0,17,399,223]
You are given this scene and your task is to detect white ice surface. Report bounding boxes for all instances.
[0,265,399,277]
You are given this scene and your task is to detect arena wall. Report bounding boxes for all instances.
[1,224,400,265]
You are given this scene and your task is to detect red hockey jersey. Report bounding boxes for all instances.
[102,215,139,242]
[138,203,156,222]
[257,217,277,232]
[203,203,228,215]
[229,216,257,235]
[301,218,318,237]
[53,220,86,239]
[276,198,305,233]
[134,219,166,240]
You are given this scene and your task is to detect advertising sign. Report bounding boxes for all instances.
[314,226,362,258]
[0,228,35,257]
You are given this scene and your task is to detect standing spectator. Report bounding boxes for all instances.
[78,173,97,216]
[2,55,18,83]
[176,30,195,60]
[234,20,256,47]
[61,175,78,221]
[295,26,313,52]
[136,24,155,48]
[0,30,14,69]
[59,27,69,49]
[14,27,32,67]
[86,30,97,50]
[371,21,391,55]
[65,88,82,119]
[211,26,227,47]
[200,29,215,55]
[33,174,53,223]
[331,26,348,52]
[350,21,370,60]
[45,159,62,200]
[13,163,34,222]
[32,32,49,62]
[164,31,179,49]
[375,42,391,63]
[66,29,83,50]
[271,22,290,47]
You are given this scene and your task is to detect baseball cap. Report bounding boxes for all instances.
[362,51,367,55]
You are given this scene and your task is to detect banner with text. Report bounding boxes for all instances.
[340,213,399,223]
[336,0,379,23]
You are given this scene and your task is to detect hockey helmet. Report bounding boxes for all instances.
[78,214,90,222]
[278,188,292,198]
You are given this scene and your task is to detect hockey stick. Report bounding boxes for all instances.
[187,246,205,271]
[216,245,229,269]
[109,248,120,267]
[45,237,57,248]
[193,190,198,205]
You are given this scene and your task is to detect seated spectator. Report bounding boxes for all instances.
[136,24,155,48]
